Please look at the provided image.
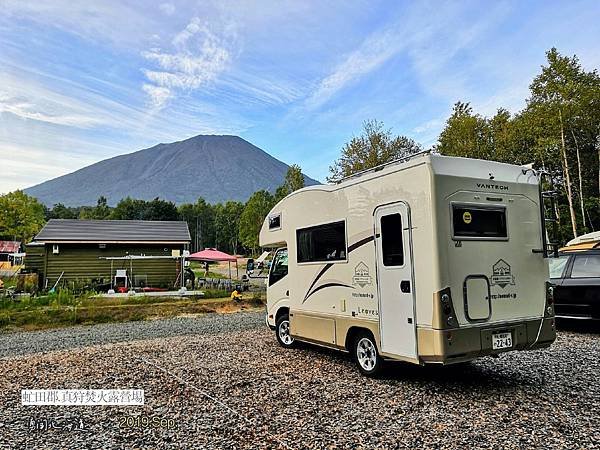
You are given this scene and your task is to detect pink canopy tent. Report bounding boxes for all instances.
[189,248,238,280]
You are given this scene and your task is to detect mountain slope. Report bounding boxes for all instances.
[25,135,319,206]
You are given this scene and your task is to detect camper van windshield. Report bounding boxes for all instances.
[269,248,288,285]
[452,205,507,239]
[296,221,347,263]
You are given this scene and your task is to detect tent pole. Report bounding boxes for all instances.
[228,261,231,281]
[236,260,238,280]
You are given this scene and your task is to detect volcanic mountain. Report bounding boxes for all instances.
[25,135,319,206]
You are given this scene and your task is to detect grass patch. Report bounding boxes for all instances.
[0,289,265,332]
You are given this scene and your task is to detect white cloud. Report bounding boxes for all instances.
[0,73,107,128]
[1,0,165,47]
[141,84,173,109]
[159,2,175,16]
[412,119,443,135]
[141,17,233,108]
[304,27,404,110]
[0,92,102,128]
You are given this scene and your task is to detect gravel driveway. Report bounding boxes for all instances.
[0,313,598,449]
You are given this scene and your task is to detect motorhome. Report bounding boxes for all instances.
[259,153,557,376]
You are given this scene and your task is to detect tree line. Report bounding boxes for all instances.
[1,48,597,249]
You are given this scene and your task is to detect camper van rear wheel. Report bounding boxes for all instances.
[276,314,296,348]
[354,333,382,376]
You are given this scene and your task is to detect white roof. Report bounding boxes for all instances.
[566,231,600,247]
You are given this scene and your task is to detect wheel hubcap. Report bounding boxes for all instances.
[279,320,294,345]
[357,337,377,371]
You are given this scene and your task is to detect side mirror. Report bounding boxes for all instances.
[246,259,255,272]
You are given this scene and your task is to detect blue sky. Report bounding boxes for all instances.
[1,0,599,194]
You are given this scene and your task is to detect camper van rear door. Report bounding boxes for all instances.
[375,202,417,359]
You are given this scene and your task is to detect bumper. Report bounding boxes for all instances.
[555,302,600,320]
[266,312,276,330]
[417,317,556,364]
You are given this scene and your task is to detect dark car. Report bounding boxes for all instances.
[549,249,600,320]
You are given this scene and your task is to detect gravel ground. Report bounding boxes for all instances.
[0,312,264,358]
[0,313,598,449]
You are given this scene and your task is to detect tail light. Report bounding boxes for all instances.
[545,282,555,317]
[434,288,459,329]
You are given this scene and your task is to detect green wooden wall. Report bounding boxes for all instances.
[28,243,185,289]
[24,244,45,275]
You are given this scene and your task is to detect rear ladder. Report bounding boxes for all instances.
[534,171,559,258]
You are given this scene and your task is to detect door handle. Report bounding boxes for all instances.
[400,280,411,293]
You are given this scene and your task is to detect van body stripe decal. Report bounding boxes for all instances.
[347,235,374,252]
[303,263,333,301]
[302,235,375,303]
[306,282,354,297]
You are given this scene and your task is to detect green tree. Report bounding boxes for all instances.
[110,197,178,221]
[79,196,111,219]
[142,198,178,221]
[328,119,422,182]
[0,191,46,243]
[214,201,244,254]
[109,197,147,220]
[275,164,306,202]
[47,203,79,219]
[178,198,216,252]
[238,190,274,254]
[285,164,305,192]
[436,102,495,159]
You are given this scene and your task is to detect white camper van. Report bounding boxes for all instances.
[259,154,556,376]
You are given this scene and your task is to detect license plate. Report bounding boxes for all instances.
[492,332,513,350]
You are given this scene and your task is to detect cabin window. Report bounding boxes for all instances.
[269,213,281,230]
[269,248,288,285]
[296,220,347,263]
[452,204,507,240]
[381,213,404,266]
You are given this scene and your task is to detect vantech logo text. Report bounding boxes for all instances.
[477,183,509,191]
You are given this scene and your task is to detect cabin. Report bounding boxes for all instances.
[0,240,21,268]
[25,219,190,290]
[259,154,557,376]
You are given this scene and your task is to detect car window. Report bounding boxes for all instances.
[571,254,600,278]
[549,255,570,279]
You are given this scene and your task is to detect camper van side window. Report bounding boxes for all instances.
[296,221,347,263]
[452,205,508,240]
[269,214,281,230]
[381,213,404,266]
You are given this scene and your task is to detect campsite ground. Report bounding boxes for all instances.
[0,312,598,449]
[0,260,263,332]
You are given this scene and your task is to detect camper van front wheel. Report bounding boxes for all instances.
[354,333,383,377]
[276,314,296,348]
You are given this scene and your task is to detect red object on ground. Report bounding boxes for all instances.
[141,287,168,292]
[117,286,128,293]
[188,248,237,262]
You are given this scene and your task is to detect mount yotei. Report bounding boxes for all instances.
[25,135,318,206]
